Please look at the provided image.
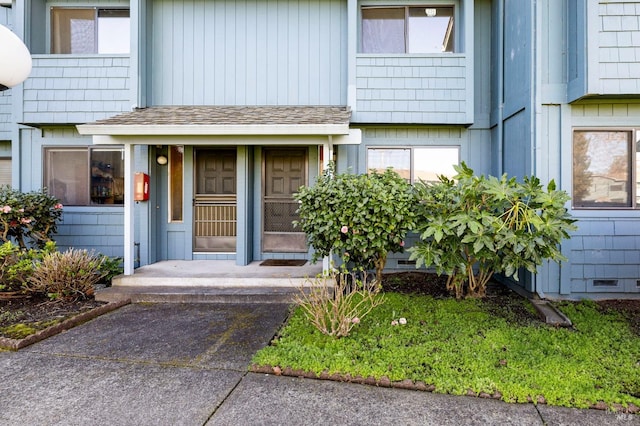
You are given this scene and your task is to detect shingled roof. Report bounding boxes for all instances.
[77,106,352,136]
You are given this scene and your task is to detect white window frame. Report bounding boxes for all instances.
[366,145,460,183]
[49,6,130,55]
[359,3,458,54]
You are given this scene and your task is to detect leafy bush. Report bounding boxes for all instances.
[0,186,63,249]
[24,248,106,302]
[409,163,576,298]
[295,164,417,282]
[96,255,123,286]
[0,241,56,293]
[295,267,384,338]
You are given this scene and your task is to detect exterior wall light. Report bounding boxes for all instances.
[156,154,168,165]
[0,24,32,91]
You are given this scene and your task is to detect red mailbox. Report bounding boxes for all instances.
[134,172,150,201]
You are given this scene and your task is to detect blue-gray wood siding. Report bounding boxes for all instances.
[21,56,131,124]
[149,0,347,106]
[0,7,12,139]
[17,127,125,258]
[353,55,470,124]
[568,0,640,101]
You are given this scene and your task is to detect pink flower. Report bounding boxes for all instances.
[2,205,11,213]
[18,208,24,213]
[20,218,31,224]
[341,225,348,234]
[399,241,405,247]
[54,203,63,210]
[391,320,399,326]
[351,317,360,324]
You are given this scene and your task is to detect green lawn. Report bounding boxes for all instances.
[252,292,640,410]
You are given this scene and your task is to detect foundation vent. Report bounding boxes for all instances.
[397,259,417,266]
[593,279,618,287]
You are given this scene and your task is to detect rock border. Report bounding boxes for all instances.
[0,299,130,351]
[249,364,639,414]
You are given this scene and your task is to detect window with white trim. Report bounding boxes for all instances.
[44,147,124,206]
[50,7,130,54]
[361,6,454,53]
[573,129,640,209]
[367,146,459,183]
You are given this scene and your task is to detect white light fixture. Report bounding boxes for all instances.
[425,8,437,17]
[0,24,32,91]
[156,154,168,165]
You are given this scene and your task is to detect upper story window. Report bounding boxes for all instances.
[44,147,124,206]
[51,8,130,54]
[572,129,640,209]
[361,6,454,54]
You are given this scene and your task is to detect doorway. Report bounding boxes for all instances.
[194,148,237,252]
[262,147,307,253]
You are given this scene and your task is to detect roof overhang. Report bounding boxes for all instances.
[77,106,353,137]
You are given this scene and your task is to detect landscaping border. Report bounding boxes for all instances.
[0,299,130,350]
[249,364,640,414]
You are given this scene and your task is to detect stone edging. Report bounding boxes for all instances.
[0,299,131,351]
[249,364,640,414]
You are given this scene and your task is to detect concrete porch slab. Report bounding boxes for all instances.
[97,260,326,303]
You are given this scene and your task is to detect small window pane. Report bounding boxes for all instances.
[91,148,124,205]
[51,8,96,54]
[98,9,130,54]
[367,148,410,180]
[414,147,459,182]
[408,7,454,53]
[573,131,631,208]
[170,146,184,222]
[361,8,406,53]
[45,149,90,205]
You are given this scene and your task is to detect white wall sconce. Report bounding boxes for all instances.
[0,24,32,91]
[156,154,168,165]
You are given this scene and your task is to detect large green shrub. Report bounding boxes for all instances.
[409,163,576,298]
[0,187,63,249]
[295,164,417,282]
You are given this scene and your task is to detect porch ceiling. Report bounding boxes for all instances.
[77,106,352,136]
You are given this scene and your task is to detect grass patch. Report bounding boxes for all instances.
[252,292,640,410]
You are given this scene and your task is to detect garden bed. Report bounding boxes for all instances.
[0,295,129,350]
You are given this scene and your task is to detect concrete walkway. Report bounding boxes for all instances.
[0,303,637,426]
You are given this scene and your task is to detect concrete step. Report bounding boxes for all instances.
[95,285,309,304]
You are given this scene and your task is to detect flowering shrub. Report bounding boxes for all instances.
[295,164,417,282]
[409,163,576,298]
[0,187,63,249]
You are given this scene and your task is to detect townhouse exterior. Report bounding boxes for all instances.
[1,0,639,299]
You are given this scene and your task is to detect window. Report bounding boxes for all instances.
[0,158,11,187]
[51,8,130,54]
[367,146,459,183]
[361,6,454,53]
[169,146,184,222]
[44,147,124,206]
[573,130,640,209]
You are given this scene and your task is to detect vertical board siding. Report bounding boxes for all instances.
[353,55,470,124]
[22,56,131,124]
[597,1,640,94]
[0,7,12,139]
[151,0,347,106]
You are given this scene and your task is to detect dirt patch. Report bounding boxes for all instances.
[0,295,107,340]
[597,299,640,337]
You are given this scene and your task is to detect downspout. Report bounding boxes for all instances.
[531,0,546,299]
[496,0,504,176]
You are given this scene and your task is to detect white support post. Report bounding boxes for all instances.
[123,143,135,275]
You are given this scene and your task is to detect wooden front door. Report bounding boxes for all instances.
[194,149,236,252]
[262,148,307,253]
